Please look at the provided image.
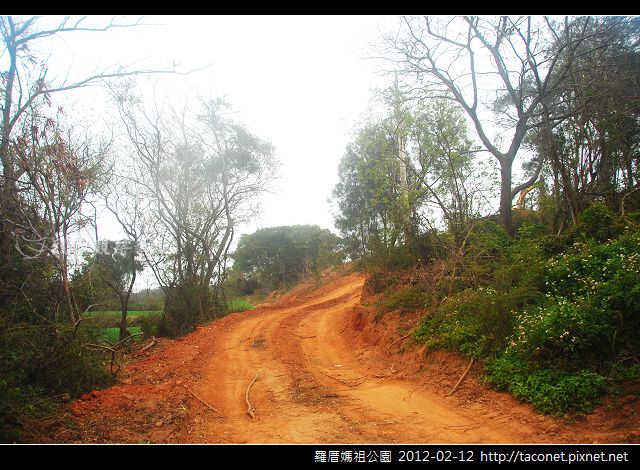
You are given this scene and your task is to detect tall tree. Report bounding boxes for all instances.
[94,239,143,340]
[0,15,178,322]
[7,111,107,323]
[115,92,278,335]
[100,173,147,340]
[537,17,640,224]
[380,15,630,231]
[333,94,485,261]
[333,121,406,262]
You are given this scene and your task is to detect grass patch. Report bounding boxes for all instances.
[86,311,162,330]
[100,327,143,345]
[227,299,255,313]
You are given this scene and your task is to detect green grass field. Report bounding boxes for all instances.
[99,327,143,345]
[86,311,161,342]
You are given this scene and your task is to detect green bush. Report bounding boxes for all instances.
[508,299,614,369]
[541,229,640,357]
[364,271,399,295]
[487,356,606,414]
[377,285,431,314]
[414,286,538,358]
[138,314,167,339]
[0,378,23,441]
[483,226,640,414]
[571,203,624,243]
[0,320,114,441]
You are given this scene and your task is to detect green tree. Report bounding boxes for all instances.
[380,16,637,232]
[333,128,406,263]
[333,93,487,264]
[231,225,343,291]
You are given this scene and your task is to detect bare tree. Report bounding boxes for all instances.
[113,89,278,335]
[100,175,146,340]
[0,15,183,323]
[8,111,107,323]
[1,16,179,197]
[380,15,606,231]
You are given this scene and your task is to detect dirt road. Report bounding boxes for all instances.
[42,272,639,443]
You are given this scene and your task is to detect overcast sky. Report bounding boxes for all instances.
[43,15,394,244]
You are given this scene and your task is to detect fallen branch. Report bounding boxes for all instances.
[114,332,143,349]
[388,334,411,350]
[85,332,144,375]
[290,333,316,339]
[246,369,262,421]
[319,369,366,388]
[137,337,159,355]
[72,316,87,338]
[183,384,218,413]
[445,357,475,397]
[85,343,118,374]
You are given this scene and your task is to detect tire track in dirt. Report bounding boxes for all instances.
[196,275,370,443]
[195,273,534,443]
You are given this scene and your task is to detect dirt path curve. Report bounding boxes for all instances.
[51,272,638,444]
[179,273,536,443]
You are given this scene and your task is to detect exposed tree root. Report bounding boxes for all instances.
[137,337,159,355]
[388,334,411,350]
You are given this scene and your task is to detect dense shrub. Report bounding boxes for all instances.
[0,320,114,441]
[364,271,399,295]
[571,203,625,243]
[415,285,538,358]
[483,227,640,414]
[377,285,432,315]
[409,215,640,414]
[487,355,606,414]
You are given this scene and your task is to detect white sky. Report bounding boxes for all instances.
[25,15,524,290]
[41,15,393,242]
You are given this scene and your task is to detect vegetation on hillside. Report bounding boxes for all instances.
[330,15,640,415]
[0,16,277,440]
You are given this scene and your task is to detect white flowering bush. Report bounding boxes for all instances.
[486,227,640,414]
[414,285,537,358]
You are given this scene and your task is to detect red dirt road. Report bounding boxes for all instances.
[38,272,640,443]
